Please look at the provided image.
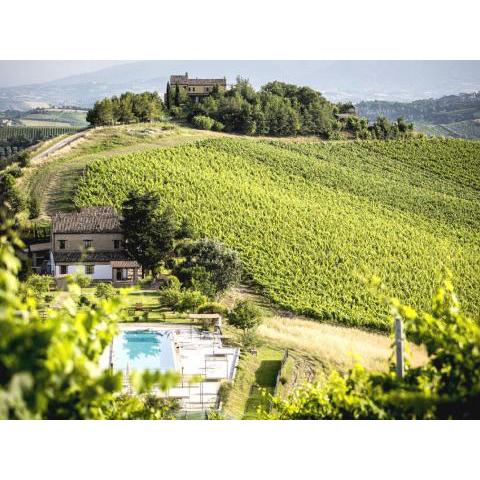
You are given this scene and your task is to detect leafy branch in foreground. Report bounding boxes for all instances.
[262,274,480,419]
[0,210,180,419]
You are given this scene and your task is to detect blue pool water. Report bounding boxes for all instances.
[114,330,176,372]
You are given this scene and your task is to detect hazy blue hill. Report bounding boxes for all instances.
[1,61,479,110]
[357,92,480,139]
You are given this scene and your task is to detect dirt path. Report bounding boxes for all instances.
[31,129,90,163]
[24,124,214,218]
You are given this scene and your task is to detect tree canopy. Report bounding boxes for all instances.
[174,238,243,296]
[121,191,178,274]
[87,91,163,126]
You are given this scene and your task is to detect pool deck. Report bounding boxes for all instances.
[101,323,240,412]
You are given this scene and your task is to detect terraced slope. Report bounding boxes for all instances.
[75,138,480,330]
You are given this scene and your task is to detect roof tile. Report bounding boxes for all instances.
[52,206,122,234]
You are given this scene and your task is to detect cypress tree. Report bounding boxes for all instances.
[166,82,171,110]
[174,84,180,107]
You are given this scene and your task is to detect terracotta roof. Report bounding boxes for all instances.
[111,260,140,268]
[54,251,132,263]
[52,206,122,234]
[170,74,188,84]
[170,74,226,87]
[186,78,226,86]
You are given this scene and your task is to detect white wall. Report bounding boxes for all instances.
[92,265,112,280]
[55,264,112,280]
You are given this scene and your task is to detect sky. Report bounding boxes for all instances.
[0,61,130,87]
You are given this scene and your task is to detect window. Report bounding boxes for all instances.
[58,240,66,250]
[113,239,121,250]
[83,239,92,249]
[192,87,196,92]
[85,265,94,275]
[205,87,209,92]
[60,265,67,275]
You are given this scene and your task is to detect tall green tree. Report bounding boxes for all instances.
[174,238,242,295]
[174,83,180,107]
[0,173,24,215]
[121,191,178,274]
[165,82,171,110]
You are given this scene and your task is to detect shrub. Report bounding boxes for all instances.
[157,274,181,291]
[6,165,23,178]
[137,275,153,287]
[25,274,53,300]
[17,150,31,168]
[44,294,53,304]
[169,106,183,119]
[217,381,233,404]
[228,300,263,332]
[28,196,41,220]
[212,120,225,132]
[75,273,92,289]
[158,287,182,309]
[95,282,116,299]
[240,329,261,349]
[173,289,208,313]
[192,115,214,131]
[78,294,91,306]
[0,173,25,214]
[197,302,229,316]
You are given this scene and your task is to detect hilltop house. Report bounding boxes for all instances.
[169,73,227,102]
[50,206,140,286]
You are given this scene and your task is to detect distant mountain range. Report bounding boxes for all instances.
[1,60,479,110]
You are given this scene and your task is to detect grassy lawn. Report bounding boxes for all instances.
[222,345,284,419]
[80,286,193,323]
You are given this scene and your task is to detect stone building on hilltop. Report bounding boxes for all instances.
[168,72,227,102]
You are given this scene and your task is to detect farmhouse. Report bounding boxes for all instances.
[50,206,140,285]
[169,72,227,102]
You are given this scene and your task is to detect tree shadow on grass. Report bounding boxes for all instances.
[243,359,282,418]
[129,290,159,297]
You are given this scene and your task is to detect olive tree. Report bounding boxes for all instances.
[175,238,242,296]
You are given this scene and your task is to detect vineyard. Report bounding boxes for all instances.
[74,137,480,330]
[0,126,82,141]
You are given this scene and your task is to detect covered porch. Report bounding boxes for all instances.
[111,260,141,287]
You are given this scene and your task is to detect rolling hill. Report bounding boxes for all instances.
[357,92,480,139]
[72,135,480,331]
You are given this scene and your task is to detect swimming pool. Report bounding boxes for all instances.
[113,329,176,372]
